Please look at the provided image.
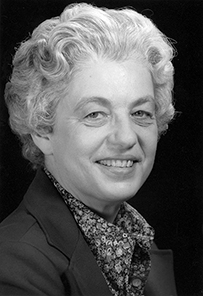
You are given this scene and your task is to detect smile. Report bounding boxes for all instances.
[97,159,134,168]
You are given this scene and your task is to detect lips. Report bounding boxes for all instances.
[98,159,134,168]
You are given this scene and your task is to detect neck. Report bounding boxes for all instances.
[87,203,121,223]
[44,165,122,223]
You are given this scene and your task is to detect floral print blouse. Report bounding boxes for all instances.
[44,168,154,296]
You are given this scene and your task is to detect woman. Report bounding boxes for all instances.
[0,3,177,295]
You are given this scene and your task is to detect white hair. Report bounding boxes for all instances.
[5,2,175,167]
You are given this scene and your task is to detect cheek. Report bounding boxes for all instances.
[142,130,158,157]
[74,127,107,153]
[55,128,94,161]
[50,128,71,161]
[149,141,158,159]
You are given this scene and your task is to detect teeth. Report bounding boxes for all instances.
[99,160,134,168]
[127,160,133,167]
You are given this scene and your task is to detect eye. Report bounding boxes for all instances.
[83,111,109,127]
[131,109,156,127]
[132,110,153,118]
[85,111,105,120]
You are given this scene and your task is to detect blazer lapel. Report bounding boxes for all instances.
[24,170,112,296]
[68,231,112,296]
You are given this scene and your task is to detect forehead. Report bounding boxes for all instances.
[61,58,154,110]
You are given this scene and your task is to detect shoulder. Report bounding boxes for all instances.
[0,201,36,241]
[0,201,69,273]
[0,239,67,295]
[0,205,69,295]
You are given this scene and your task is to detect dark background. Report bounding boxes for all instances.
[0,0,203,295]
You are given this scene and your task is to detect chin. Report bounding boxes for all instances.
[106,184,141,202]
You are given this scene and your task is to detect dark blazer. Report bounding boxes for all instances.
[0,170,177,296]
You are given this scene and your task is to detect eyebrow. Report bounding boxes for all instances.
[74,97,111,112]
[74,95,154,112]
[129,95,155,109]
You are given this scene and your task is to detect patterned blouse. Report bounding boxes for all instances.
[44,168,154,296]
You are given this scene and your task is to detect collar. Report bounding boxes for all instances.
[43,167,154,252]
[43,168,155,295]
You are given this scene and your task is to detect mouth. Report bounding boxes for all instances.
[96,159,137,168]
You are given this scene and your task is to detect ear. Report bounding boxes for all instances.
[31,133,53,155]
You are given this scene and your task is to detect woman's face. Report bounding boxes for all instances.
[46,58,158,213]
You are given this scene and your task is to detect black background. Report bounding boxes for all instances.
[0,0,203,295]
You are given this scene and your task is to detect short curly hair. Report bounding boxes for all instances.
[5,2,175,168]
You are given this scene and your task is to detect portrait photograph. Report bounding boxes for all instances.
[0,0,202,295]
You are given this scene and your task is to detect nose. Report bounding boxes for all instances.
[107,114,138,150]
